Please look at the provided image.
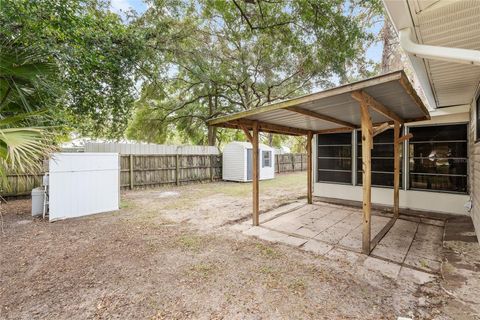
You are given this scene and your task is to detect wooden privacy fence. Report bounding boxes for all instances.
[121,154,222,189]
[275,153,307,173]
[2,153,306,196]
[1,173,44,197]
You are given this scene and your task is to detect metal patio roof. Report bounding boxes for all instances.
[208,71,430,136]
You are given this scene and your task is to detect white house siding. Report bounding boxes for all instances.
[470,98,480,239]
[313,106,471,216]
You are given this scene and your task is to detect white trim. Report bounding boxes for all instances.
[314,182,469,215]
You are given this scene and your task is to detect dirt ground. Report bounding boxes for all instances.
[0,172,478,319]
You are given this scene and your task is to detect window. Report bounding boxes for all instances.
[317,132,352,184]
[262,150,272,167]
[408,124,468,193]
[356,129,402,187]
[476,94,480,142]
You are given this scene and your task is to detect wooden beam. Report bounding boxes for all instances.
[286,106,357,129]
[397,133,413,144]
[398,75,431,120]
[373,122,391,137]
[230,119,309,136]
[360,101,373,254]
[252,121,260,226]
[316,127,355,135]
[393,122,400,218]
[307,131,313,204]
[240,124,253,143]
[352,90,405,124]
[370,216,397,252]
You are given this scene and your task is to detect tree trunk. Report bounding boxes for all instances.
[207,126,217,146]
[207,93,217,146]
[267,133,273,146]
[381,17,402,74]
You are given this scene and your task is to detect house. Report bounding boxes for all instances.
[381,0,480,239]
[222,141,275,182]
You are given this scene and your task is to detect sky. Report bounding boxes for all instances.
[110,0,147,15]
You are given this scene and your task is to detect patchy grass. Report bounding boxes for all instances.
[187,263,218,279]
[176,235,209,252]
[289,278,307,295]
[120,199,133,209]
[259,266,277,275]
[198,172,306,198]
[255,243,283,259]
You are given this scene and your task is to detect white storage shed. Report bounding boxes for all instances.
[48,153,119,221]
[222,141,275,182]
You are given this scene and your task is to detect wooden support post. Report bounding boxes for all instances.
[393,121,400,218]
[175,154,180,186]
[307,131,313,204]
[360,102,373,254]
[129,154,134,190]
[252,121,260,226]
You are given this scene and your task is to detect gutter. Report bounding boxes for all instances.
[399,27,480,66]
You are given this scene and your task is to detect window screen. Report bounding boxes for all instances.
[408,124,468,193]
[356,129,402,187]
[262,150,272,167]
[317,132,352,184]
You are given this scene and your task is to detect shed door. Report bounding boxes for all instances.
[247,148,252,180]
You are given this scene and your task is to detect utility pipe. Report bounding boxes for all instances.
[399,27,480,66]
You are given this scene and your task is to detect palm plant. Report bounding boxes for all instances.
[0,41,58,188]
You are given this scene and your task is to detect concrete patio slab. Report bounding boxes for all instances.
[302,239,334,255]
[241,201,447,278]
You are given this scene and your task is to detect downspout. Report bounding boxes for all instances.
[399,27,480,65]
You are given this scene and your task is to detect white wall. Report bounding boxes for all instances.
[259,147,275,180]
[49,153,119,221]
[313,106,471,216]
[223,143,245,181]
[315,182,469,215]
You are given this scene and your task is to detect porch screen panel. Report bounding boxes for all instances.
[317,132,352,184]
[408,124,468,193]
[357,129,402,187]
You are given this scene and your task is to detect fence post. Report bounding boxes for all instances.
[300,154,303,171]
[129,154,134,190]
[292,154,295,172]
[275,154,279,173]
[176,154,180,186]
[210,154,214,182]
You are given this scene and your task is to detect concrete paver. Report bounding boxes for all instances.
[240,201,446,277]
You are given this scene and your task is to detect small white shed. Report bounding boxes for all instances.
[222,141,275,182]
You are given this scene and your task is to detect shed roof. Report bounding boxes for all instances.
[208,71,430,136]
[226,141,273,150]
